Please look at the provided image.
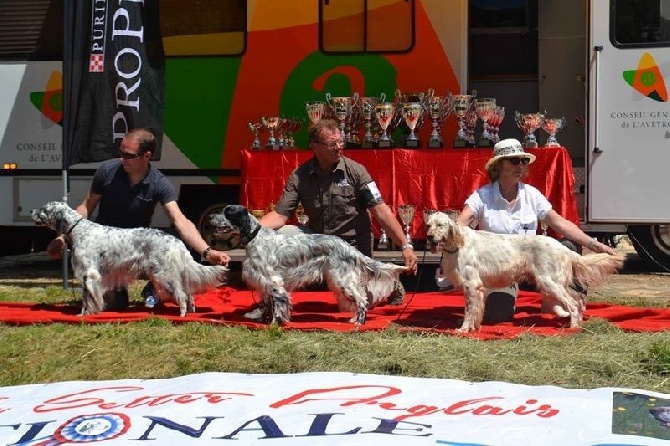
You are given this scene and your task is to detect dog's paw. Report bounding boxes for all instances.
[244,306,267,321]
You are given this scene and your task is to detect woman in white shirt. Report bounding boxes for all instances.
[456,138,616,323]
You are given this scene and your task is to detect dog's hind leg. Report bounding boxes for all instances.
[81,270,106,315]
[270,287,291,324]
[536,278,581,327]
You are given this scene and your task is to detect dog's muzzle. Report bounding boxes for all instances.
[425,235,442,254]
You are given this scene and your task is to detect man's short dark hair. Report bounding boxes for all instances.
[308,119,340,144]
[127,128,156,154]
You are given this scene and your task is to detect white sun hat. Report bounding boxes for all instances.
[484,138,537,170]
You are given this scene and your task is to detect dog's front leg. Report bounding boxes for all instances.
[270,287,291,325]
[457,279,485,333]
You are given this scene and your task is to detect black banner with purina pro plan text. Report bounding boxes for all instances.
[63,0,164,167]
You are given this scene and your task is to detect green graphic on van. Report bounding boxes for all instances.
[30,71,63,125]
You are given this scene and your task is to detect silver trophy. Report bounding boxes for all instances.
[401,102,424,148]
[325,92,359,142]
[425,92,452,148]
[296,202,309,225]
[397,204,416,246]
[305,101,326,126]
[515,111,545,149]
[541,116,567,147]
[375,102,396,148]
[360,93,386,148]
[451,94,475,147]
[474,98,497,147]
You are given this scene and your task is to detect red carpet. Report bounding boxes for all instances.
[1,288,669,340]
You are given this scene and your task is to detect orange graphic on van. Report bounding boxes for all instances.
[623,52,667,102]
[30,71,63,125]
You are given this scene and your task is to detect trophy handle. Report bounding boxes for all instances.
[325,92,332,105]
[379,92,387,103]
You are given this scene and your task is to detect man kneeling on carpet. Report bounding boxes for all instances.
[454,138,616,323]
[46,128,230,310]
[247,119,418,321]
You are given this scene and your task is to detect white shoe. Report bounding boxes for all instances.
[244,306,266,321]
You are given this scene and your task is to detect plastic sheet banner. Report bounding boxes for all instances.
[0,372,668,445]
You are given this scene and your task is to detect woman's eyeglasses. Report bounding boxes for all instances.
[507,158,531,166]
[119,150,143,160]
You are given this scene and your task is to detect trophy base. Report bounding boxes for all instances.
[375,242,389,251]
[524,142,539,149]
[453,139,468,148]
[405,139,421,149]
[345,142,361,149]
[361,141,375,148]
[377,139,394,148]
[545,142,561,148]
[478,138,494,148]
[428,140,443,148]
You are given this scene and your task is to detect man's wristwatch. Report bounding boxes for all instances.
[401,243,414,251]
[201,246,212,262]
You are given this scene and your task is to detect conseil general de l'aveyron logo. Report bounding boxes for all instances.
[623,52,668,102]
[29,70,63,125]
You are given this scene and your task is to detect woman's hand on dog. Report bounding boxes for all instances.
[46,236,65,259]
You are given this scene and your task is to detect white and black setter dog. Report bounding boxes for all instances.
[31,201,228,316]
[209,204,408,325]
[425,211,624,332]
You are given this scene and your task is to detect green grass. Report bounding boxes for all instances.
[0,264,669,393]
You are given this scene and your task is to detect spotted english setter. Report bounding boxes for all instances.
[31,201,228,316]
[425,211,624,332]
[209,204,408,325]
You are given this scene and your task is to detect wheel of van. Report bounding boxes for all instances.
[197,203,242,251]
[627,224,670,272]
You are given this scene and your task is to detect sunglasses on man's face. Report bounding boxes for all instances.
[507,157,531,165]
[119,150,143,160]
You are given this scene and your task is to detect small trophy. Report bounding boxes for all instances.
[375,102,396,148]
[250,209,266,220]
[451,94,475,147]
[377,229,389,250]
[515,111,545,149]
[401,102,424,148]
[360,93,386,148]
[397,204,416,246]
[305,101,326,126]
[296,202,309,225]
[247,122,262,150]
[474,98,496,147]
[541,116,567,147]
[423,209,438,224]
[488,106,505,144]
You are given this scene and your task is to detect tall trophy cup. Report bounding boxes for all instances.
[325,92,359,141]
[541,116,567,147]
[360,93,386,148]
[474,98,497,147]
[425,93,452,148]
[451,94,475,147]
[397,204,416,245]
[515,111,545,148]
[401,102,424,148]
[375,102,396,148]
[488,106,505,144]
[247,122,262,149]
[305,101,326,126]
[261,116,280,149]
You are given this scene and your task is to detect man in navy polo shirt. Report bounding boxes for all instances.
[47,128,229,309]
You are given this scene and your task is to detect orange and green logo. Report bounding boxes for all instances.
[30,71,63,125]
[623,52,668,102]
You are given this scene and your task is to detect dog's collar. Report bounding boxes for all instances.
[63,218,84,237]
[247,225,261,241]
[444,246,459,254]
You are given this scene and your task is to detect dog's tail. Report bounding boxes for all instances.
[363,258,409,307]
[572,253,624,289]
[181,258,229,293]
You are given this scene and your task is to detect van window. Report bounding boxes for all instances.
[0,0,62,61]
[320,0,414,53]
[612,0,670,47]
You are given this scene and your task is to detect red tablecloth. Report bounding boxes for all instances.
[240,147,579,239]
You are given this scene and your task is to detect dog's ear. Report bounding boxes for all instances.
[449,220,465,248]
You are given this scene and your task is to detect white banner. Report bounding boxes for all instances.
[0,372,668,445]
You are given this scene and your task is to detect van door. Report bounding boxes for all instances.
[588,0,670,223]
